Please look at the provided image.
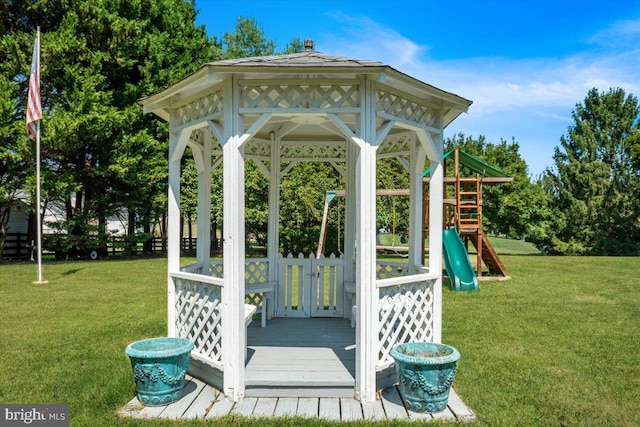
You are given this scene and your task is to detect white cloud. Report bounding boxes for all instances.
[589,17,640,47]
[319,12,429,69]
[316,14,640,176]
[319,15,640,109]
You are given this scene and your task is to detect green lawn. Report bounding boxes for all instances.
[1,254,638,426]
[480,235,540,255]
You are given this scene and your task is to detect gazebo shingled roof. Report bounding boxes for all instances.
[141,46,472,126]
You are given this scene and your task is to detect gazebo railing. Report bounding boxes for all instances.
[207,258,273,314]
[376,269,438,371]
[376,260,410,279]
[171,271,225,370]
[172,259,273,372]
[182,259,273,312]
[207,258,271,284]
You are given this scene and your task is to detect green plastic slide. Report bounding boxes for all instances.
[442,228,479,292]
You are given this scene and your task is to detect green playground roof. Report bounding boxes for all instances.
[422,149,512,178]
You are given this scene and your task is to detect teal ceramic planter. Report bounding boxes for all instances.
[390,342,460,413]
[125,337,194,406]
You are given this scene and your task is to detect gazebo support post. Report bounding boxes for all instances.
[343,141,356,300]
[428,148,444,343]
[354,143,378,402]
[354,77,378,403]
[221,77,247,401]
[196,131,212,271]
[408,138,426,272]
[267,131,281,309]
[166,129,181,337]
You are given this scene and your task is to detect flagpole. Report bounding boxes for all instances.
[29,27,46,284]
[35,119,45,284]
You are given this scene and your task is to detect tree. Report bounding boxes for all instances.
[279,162,343,254]
[283,38,304,54]
[205,17,293,253]
[376,157,410,241]
[0,75,29,258]
[1,0,215,253]
[220,16,276,59]
[541,87,640,255]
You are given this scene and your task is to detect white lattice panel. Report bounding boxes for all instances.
[376,261,409,279]
[242,83,359,110]
[207,259,269,282]
[377,279,435,368]
[174,277,223,365]
[245,259,270,284]
[208,262,224,278]
[377,89,437,128]
[177,90,223,125]
[244,292,264,308]
[189,128,204,144]
[377,133,411,157]
[245,139,272,158]
[280,142,346,161]
[207,259,270,309]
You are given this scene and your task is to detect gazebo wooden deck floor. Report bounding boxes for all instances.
[246,318,356,396]
[120,319,475,422]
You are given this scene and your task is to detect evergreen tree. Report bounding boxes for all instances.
[0,74,28,257]
[542,88,640,255]
[1,0,215,252]
[220,16,276,59]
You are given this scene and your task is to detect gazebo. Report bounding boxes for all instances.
[139,40,472,403]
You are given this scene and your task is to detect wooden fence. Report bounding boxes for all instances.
[0,233,197,260]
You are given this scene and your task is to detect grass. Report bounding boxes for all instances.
[481,235,540,255]
[444,256,640,426]
[1,253,639,426]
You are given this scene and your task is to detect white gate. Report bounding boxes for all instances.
[276,253,344,318]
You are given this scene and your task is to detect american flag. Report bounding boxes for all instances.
[26,29,41,140]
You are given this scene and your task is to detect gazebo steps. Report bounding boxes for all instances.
[244,386,355,398]
[245,344,355,390]
[119,375,476,422]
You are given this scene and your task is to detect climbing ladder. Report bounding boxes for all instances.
[456,175,482,233]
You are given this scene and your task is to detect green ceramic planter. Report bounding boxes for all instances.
[125,337,194,406]
[390,342,460,413]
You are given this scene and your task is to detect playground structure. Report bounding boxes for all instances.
[423,148,512,282]
[317,148,512,284]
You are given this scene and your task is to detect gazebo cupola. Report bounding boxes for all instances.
[140,41,472,403]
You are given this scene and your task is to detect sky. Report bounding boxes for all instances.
[195,0,640,177]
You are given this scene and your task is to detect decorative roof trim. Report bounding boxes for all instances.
[139,50,472,127]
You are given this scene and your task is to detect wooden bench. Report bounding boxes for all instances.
[244,303,257,360]
[344,281,356,327]
[245,281,276,328]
